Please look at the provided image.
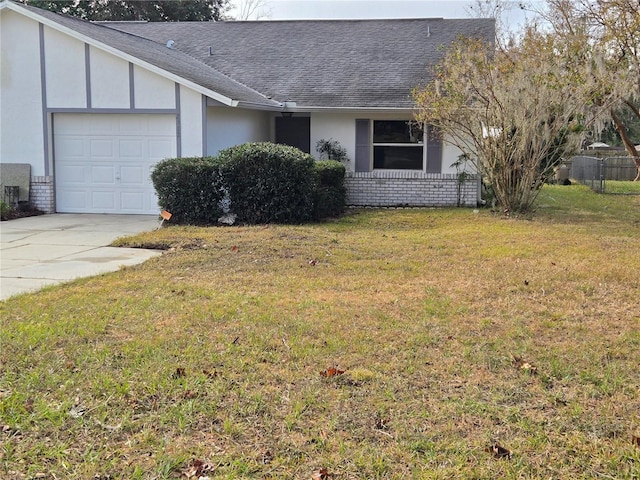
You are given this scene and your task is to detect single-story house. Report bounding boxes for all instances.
[0,0,494,214]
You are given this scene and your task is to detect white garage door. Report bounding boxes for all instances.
[54,113,176,214]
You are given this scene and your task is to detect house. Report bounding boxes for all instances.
[0,0,494,214]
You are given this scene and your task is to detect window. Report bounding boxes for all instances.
[354,119,442,173]
[373,120,423,170]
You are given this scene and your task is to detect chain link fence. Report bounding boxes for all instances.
[564,156,640,194]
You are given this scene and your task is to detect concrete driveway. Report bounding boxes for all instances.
[1,214,162,301]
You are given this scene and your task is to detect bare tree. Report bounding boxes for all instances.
[227,0,272,20]
[413,25,627,213]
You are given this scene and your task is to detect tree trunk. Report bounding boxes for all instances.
[610,108,640,181]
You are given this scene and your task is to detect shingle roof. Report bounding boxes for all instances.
[14,3,495,109]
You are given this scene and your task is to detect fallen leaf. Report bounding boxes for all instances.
[486,443,511,459]
[183,459,215,478]
[172,367,187,379]
[231,245,238,252]
[512,355,538,374]
[311,467,330,479]
[320,367,345,378]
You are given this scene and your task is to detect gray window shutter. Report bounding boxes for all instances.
[426,124,442,174]
[355,119,371,172]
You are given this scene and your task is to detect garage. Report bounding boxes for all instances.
[54,113,176,214]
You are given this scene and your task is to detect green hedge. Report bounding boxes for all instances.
[216,143,316,224]
[313,160,346,219]
[151,156,226,224]
[151,143,346,225]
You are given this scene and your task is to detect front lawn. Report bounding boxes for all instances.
[1,184,639,479]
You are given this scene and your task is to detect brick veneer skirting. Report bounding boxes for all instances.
[30,176,55,213]
[345,172,480,207]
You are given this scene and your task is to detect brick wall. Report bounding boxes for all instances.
[345,171,480,207]
[30,176,55,213]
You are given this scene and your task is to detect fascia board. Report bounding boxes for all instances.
[4,1,237,107]
[284,106,417,114]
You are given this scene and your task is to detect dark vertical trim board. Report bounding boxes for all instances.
[426,124,443,174]
[84,43,92,108]
[201,95,208,156]
[39,23,50,175]
[175,83,181,157]
[129,62,135,109]
[355,119,371,172]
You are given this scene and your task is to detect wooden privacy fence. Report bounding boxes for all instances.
[604,157,638,181]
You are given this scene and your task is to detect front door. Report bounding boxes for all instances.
[275,116,310,153]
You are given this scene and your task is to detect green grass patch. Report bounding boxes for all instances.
[604,180,640,195]
[2,185,640,479]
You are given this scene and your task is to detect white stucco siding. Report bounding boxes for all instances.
[44,26,86,108]
[0,10,45,174]
[133,65,175,109]
[206,107,270,155]
[310,112,356,167]
[90,46,130,108]
[179,88,203,156]
[442,141,466,174]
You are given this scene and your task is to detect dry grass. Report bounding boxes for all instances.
[1,184,639,479]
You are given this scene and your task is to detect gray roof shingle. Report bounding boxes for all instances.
[17,3,494,109]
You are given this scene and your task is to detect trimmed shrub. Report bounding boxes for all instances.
[217,142,316,224]
[313,160,346,219]
[151,156,226,224]
[151,144,346,225]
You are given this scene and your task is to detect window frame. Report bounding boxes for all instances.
[371,120,426,171]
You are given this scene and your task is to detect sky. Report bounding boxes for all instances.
[227,0,543,34]
[247,0,542,25]
[268,0,476,19]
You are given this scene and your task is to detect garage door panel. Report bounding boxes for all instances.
[57,164,87,184]
[118,116,145,135]
[91,191,116,210]
[147,115,176,135]
[90,139,115,158]
[91,165,116,184]
[120,192,145,211]
[119,139,144,158]
[57,190,88,210]
[120,166,145,185]
[54,113,176,214]
[89,116,119,135]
